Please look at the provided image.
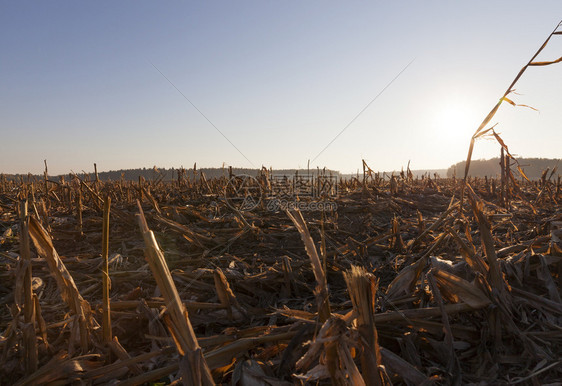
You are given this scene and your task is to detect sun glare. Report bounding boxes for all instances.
[432,104,476,143]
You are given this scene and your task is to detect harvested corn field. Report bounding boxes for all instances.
[1,172,561,385]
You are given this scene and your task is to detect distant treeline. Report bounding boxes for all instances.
[93,167,340,181]
[341,169,449,180]
[447,158,561,180]
[2,167,341,182]
[3,159,559,182]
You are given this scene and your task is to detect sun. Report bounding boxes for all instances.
[432,104,476,144]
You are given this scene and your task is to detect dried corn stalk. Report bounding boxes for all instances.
[28,216,94,353]
[136,202,214,385]
[343,265,384,386]
[286,209,331,322]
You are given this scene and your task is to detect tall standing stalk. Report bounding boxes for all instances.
[76,188,83,237]
[102,196,112,343]
[461,20,562,205]
[43,160,48,210]
[500,147,506,207]
[19,200,37,373]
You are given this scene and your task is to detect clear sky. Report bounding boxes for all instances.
[1,1,561,175]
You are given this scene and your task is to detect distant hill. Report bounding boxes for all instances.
[447,158,561,180]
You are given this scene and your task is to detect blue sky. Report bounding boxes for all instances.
[1,1,561,174]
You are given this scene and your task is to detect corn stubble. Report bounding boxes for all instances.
[1,159,560,385]
[1,21,562,386]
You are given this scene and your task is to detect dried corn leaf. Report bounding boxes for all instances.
[432,268,491,309]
